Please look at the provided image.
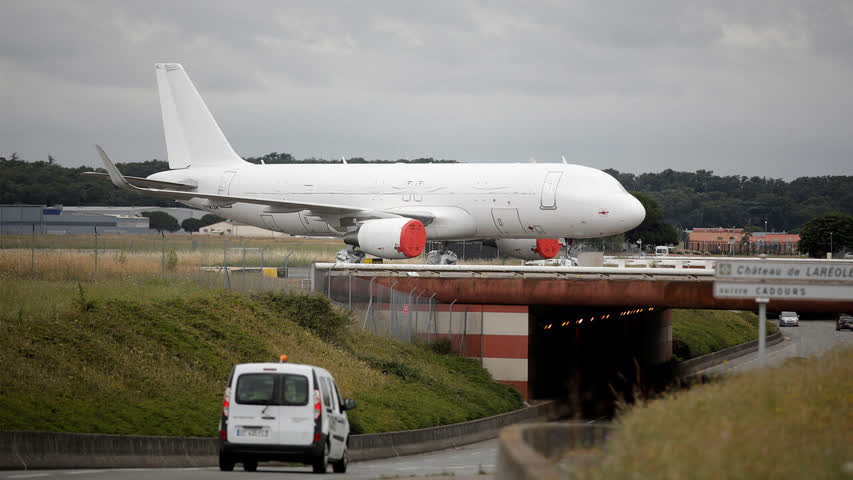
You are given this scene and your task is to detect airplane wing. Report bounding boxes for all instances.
[94,145,436,224]
[81,171,198,191]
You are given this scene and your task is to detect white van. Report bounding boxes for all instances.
[218,357,356,473]
[654,246,671,257]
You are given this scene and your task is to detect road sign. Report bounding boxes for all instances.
[713,282,853,301]
[713,258,853,368]
[715,260,853,282]
[402,304,408,314]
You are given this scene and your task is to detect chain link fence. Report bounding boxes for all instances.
[0,230,318,294]
[322,267,483,356]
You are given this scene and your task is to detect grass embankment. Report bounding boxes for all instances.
[587,347,853,479]
[0,279,521,436]
[671,309,778,361]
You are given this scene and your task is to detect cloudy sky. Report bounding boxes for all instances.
[2,1,851,178]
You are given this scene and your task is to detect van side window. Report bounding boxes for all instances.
[236,373,276,405]
[318,376,332,408]
[329,379,342,413]
[322,377,339,413]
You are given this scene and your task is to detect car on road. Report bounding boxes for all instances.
[778,311,800,327]
[218,356,356,473]
[837,314,853,331]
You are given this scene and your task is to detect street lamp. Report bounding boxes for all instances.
[764,219,767,233]
[830,231,833,256]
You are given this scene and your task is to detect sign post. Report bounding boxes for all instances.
[714,257,853,367]
[755,297,768,366]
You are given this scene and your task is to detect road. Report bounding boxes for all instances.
[702,318,853,375]
[0,440,497,480]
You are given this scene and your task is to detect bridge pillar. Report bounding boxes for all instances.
[479,306,530,400]
[642,308,672,366]
[427,304,530,399]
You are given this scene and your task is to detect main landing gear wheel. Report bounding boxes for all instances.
[426,249,458,265]
[335,246,366,264]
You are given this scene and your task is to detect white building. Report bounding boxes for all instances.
[199,220,290,238]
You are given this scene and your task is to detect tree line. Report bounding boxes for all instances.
[2,153,851,235]
[605,168,853,233]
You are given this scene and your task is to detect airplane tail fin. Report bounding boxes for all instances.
[155,63,245,169]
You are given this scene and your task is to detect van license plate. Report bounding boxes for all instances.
[237,427,270,438]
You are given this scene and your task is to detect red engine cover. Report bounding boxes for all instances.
[533,239,561,259]
[396,220,427,258]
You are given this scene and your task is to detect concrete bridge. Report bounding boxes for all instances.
[315,262,853,410]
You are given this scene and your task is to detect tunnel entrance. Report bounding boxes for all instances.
[529,305,671,419]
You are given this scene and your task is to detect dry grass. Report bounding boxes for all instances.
[584,347,853,479]
[0,234,523,283]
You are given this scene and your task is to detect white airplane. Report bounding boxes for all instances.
[90,63,644,264]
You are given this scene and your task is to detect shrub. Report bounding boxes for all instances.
[166,249,178,271]
[430,338,453,355]
[361,356,420,381]
[73,282,97,312]
[259,293,350,343]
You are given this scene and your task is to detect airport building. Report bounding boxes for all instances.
[199,220,289,238]
[0,205,211,235]
[0,205,150,235]
[685,227,800,255]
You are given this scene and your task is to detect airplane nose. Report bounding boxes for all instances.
[624,194,646,229]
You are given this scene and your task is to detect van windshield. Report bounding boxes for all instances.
[235,373,309,406]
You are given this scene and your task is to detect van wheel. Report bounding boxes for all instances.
[244,459,257,472]
[312,442,329,474]
[332,446,348,473]
[219,452,235,472]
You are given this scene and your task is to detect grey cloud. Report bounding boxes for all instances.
[0,1,851,179]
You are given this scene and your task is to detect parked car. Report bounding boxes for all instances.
[218,356,356,473]
[838,314,853,331]
[778,311,800,327]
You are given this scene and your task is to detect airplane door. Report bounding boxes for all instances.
[491,208,526,235]
[540,171,562,210]
[218,170,237,195]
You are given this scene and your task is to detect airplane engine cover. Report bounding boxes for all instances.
[496,238,562,260]
[353,218,427,259]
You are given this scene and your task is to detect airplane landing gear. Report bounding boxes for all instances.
[560,238,579,266]
[426,245,458,265]
[336,246,366,264]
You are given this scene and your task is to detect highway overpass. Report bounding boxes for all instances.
[315,262,853,412]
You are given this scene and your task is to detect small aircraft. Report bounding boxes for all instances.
[89,63,644,264]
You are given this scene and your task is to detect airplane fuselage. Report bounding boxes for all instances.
[150,161,644,241]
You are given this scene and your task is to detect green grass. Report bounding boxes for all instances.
[671,309,779,361]
[584,347,853,479]
[0,279,521,436]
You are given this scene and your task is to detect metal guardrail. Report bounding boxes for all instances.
[316,262,717,279]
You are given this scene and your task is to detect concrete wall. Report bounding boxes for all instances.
[364,301,531,399]
[0,402,564,470]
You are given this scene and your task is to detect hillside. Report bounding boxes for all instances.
[0,279,522,436]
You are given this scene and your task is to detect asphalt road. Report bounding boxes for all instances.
[0,440,498,480]
[702,318,853,375]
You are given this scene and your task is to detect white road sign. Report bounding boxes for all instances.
[713,282,853,301]
[715,260,853,282]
